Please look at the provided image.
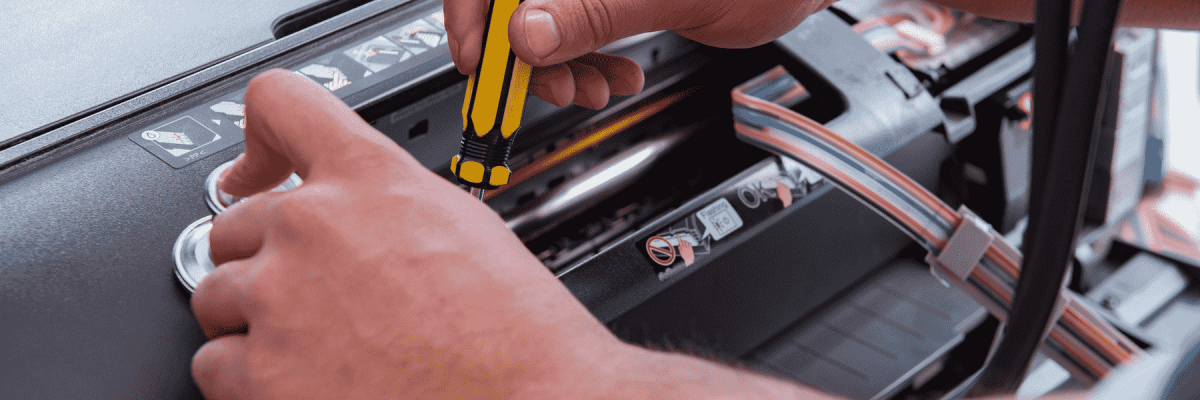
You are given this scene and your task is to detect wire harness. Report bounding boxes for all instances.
[731,66,1140,382]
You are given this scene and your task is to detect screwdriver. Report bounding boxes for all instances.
[451,0,533,201]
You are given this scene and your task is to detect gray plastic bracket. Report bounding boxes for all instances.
[1052,291,1072,331]
[926,206,996,281]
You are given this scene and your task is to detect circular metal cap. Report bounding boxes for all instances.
[173,216,215,293]
[205,159,303,214]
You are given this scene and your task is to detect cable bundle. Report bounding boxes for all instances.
[732,66,1139,383]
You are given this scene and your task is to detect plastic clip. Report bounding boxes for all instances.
[927,206,996,282]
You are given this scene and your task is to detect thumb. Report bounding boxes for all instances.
[508,0,720,66]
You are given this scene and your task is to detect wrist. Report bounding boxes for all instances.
[507,335,640,399]
[588,344,819,400]
[506,330,826,400]
[608,350,811,400]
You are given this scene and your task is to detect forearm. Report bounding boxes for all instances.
[929,0,1200,30]
[589,346,1091,400]
[565,345,842,400]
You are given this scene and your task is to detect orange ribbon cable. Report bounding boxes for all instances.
[483,90,691,200]
[732,66,1140,382]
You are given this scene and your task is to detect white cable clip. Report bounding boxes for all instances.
[927,206,996,282]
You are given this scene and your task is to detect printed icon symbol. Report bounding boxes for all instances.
[696,198,743,241]
[646,236,676,266]
[385,19,446,56]
[678,240,695,266]
[738,186,762,208]
[141,116,221,157]
[296,65,352,91]
[210,102,242,115]
[409,30,441,47]
[142,130,193,145]
[209,101,246,129]
[777,179,793,207]
[345,36,411,72]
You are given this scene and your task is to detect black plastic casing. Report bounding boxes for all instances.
[0,5,1019,399]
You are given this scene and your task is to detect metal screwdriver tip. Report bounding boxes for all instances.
[470,187,487,201]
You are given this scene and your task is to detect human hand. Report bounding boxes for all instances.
[189,69,637,399]
[445,0,837,109]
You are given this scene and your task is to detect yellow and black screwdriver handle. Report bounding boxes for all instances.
[451,0,532,196]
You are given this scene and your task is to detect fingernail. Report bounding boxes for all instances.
[544,85,569,107]
[524,10,561,59]
[554,90,571,108]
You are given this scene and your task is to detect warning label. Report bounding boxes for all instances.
[345,36,411,73]
[140,116,221,157]
[385,19,447,55]
[696,198,743,241]
[129,98,245,168]
[209,100,246,129]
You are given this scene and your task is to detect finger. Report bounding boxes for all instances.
[566,60,610,110]
[529,63,574,107]
[444,0,488,75]
[193,335,250,400]
[575,53,644,96]
[191,259,254,340]
[208,192,283,266]
[217,69,407,198]
[509,0,723,66]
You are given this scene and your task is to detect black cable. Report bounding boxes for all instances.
[968,0,1072,390]
[967,0,1072,392]
[969,0,1124,394]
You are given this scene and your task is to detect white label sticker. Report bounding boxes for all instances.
[696,198,743,241]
